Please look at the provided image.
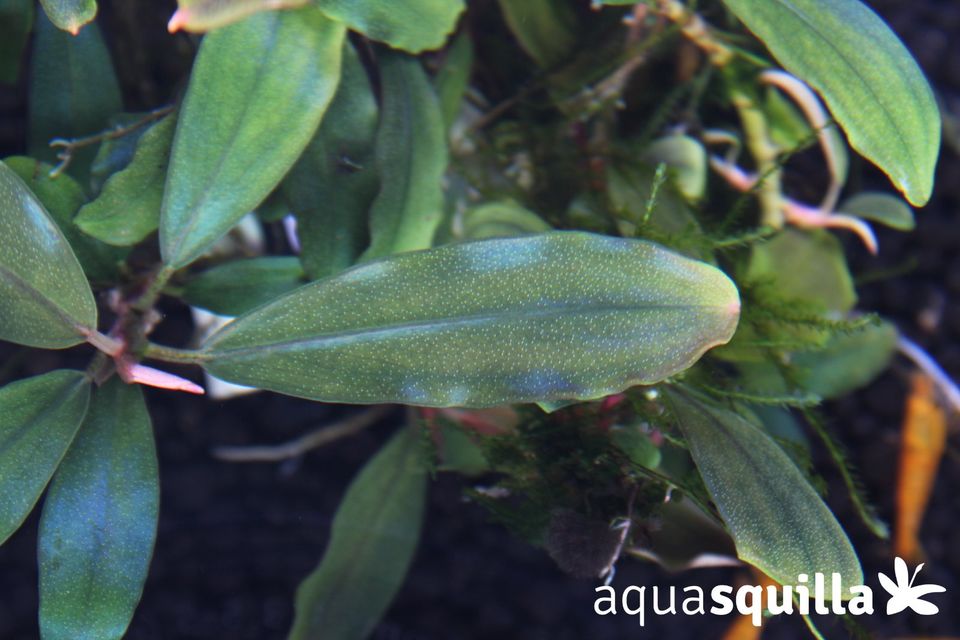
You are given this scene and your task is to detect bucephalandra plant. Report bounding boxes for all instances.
[0,0,952,638]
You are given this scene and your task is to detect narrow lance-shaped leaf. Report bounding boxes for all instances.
[720,0,940,206]
[664,387,863,593]
[435,32,474,131]
[38,0,96,35]
[315,0,465,54]
[29,13,121,180]
[0,161,97,348]
[202,232,741,408]
[289,427,427,640]
[0,370,91,545]
[282,42,379,280]
[361,52,447,260]
[76,114,176,247]
[167,0,308,33]
[160,8,345,269]
[39,378,159,640]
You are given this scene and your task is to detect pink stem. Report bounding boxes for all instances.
[116,356,205,395]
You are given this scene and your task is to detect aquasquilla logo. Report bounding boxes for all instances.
[593,556,947,627]
[877,557,946,616]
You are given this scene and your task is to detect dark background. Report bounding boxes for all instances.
[1,1,958,638]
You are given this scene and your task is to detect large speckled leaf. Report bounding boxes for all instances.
[38,0,95,34]
[5,156,124,283]
[29,14,121,182]
[315,0,465,54]
[283,42,378,280]
[0,161,97,348]
[38,379,158,640]
[160,8,345,269]
[168,0,308,32]
[360,52,447,260]
[0,370,90,545]
[664,387,862,594]
[289,427,426,640]
[202,232,740,408]
[721,0,940,206]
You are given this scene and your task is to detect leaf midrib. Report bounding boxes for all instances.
[0,262,88,335]
[208,301,735,357]
[163,16,282,265]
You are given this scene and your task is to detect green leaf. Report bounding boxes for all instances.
[664,387,863,592]
[0,370,90,545]
[795,321,898,398]
[496,0,578,69]
[605,160,705,259]
[0,0,33,84]
[289,427,426,640]
[763,85,815,152]
[169,0,308,32]
[38,0,95,35]
[838,191,915,232]
[282,42,378,280]
[746,228,856,315]
[5,156,123,282]
[202,232,741,408]
[315,0,464,54]
[641,135,707,202]
[611,423,661,469]
[38,379,158,640]
[182,256,306,317]
[0,161,97,348]
[740,321,899,400]
[89,112,160,194]
[721,0,940,206]
[160,8,346,269]
[437,422,488,475]
[460,201,552,240]
[76,114,176,247]
[29,13,121,182]
[361,51,448,261]
[435,32,474,131]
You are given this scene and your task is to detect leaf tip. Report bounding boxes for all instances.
[167,9,189,33]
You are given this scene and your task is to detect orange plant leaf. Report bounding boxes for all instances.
[721,569,780,640]
[894,372,947,562]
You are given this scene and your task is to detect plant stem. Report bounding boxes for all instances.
[131,265,176,313]
[211,406,392,462]
[49,105,174,178]
[143,342,208,365]
[732,90,785,228]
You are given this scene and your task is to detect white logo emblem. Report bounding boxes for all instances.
[877,557,946,616]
